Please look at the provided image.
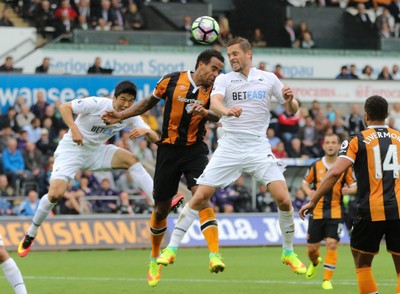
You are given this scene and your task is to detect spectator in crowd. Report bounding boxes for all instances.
[332,115,349,141]
[0,127,15,154]
[257,61,267,71]
[251,27,267,48]
[117,191,134,215]
[17,130,29,152]
[110,0,124,30]
[360,64,375,79]
[38,156,53,196]
[273,141,288,159]
[22,141,43,183]
[375,7,395,32]
[232,175,252,212]
[295,21,310,43]
[379,21,394,38]
[124,2,144,30]
[288,137,310,158]
[217,16,233,46]
[345,103,365,136]
[349,64,359,79]
[35,57,50,73]
[57,181,83,214]
[87,56,113,74]
[35,128,57,158]
[23,118,42,143]
[18,190,40,216]
[325,103,336,123]
[300,31,316,49]
[75,0,91,22]
[266,127,281,151]
[392,64,400,80]
[133,139,154,162]
[314,108,331,139]
[94,0,114,28]
[30,91,49,121]
[278,106,300,150]
[16,104,35,129]
[0,9,14,26]
[0,195,13,215]
[211,185,237,213]
[292,188,308,212]
[377,65,393,80]
[2,138,26,191]
[92,178,119,213]
[54,11,75,38]
[256,185,277,212]
[335,65,350,79]
[33,0,56,39]
[389,0,400,37]
[55,0,77,21]
[280,17,296,47]
[0,175,14,197]
[76,14,91,30]
[308,100,320,120]
[0,56,15,72]
[298,115,321,158]
[354,3,373,27]
[274,64,284,79]
[389,103,400,130]
[0,107,20,133]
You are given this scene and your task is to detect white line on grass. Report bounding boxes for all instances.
[21,276,397,286]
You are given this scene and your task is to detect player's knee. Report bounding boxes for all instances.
[153,206,169,221]
[275,196,292,211]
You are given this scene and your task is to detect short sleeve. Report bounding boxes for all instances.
[211,74,226,97]
[338,137,358,163]
[153,74,172,100]
[270,74,285,104]
[127,115,151,130]
[71,97,101,115]
[304,165,315,184]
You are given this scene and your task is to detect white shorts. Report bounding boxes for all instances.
[197,133,286,188]
[51,143,119,182]
[0,233,4,246]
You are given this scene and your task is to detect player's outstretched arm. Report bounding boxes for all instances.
[102,95,160,124]
[59,102,84,145]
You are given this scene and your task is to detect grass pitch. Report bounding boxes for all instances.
[0,245,396,293]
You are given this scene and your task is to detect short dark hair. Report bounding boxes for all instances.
[364,95,388,121]
[114,80,137,98]
[195,49,224,70]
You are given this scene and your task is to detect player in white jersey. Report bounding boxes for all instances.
[157,37,306,275]
[0,234,27,293]
[18,80,162,257]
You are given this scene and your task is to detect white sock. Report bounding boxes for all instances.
[128,163,154,204]
[28,194,57,237]
[168,204,198,248]
[1,258,27,294]
[278,208,295,251]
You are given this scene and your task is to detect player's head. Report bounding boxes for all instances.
[113,80,137,111]
[364,95,388,125]
[194,49,224,88]
[226,37,253,73]
[323,133,341,157]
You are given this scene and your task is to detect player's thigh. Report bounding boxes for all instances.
[87,145,119,170]
[196,139,242,187]
[51,147,86,182]
[351,219,384,254]
[307,218,326,243]
[181,143,209,190]
[325,219,343,241]
[266,179,290,204]
[111,147,137,169]
[153,145,184,201]
[385,219,400,254]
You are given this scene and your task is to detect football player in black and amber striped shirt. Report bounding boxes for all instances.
[299,95,400,294]
[101,49,225,287]
[302,134,357,290]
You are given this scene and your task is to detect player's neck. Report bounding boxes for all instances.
[325,155,337,165]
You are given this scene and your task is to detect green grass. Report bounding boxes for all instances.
[0,245,397,293]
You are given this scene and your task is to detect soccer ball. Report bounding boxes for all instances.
[191,16,220,45]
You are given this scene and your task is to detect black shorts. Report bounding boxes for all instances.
[307,217,343,243]
[350,219,400,254]
[153,142,209,201]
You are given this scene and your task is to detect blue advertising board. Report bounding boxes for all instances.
[167,214,350,247]
[0,74,160,112]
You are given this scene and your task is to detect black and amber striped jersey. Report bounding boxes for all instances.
[153,71,211,146]
[304,157,356,219]
[339,126,400,221]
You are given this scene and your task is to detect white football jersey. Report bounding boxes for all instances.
[211,67,286,136]
[60,96,150,149]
